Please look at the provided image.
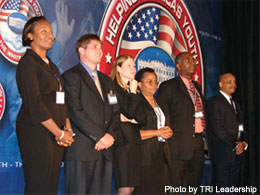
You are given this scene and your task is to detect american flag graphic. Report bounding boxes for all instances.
[119,7,187,60]
[0,0,34,22]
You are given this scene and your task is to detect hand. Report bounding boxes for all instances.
[55,0,75,44]
[235,141,246,155]
[94,141,106,151]
[56,129,75,147]
[158,126,173,139]
[129,80,138,94]
[120,114,138,124]
[99,133,115,149]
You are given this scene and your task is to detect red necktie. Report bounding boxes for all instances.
[189,81,206,130]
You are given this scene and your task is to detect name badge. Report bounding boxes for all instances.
[56,91,65,104]
[107,91,118,105]
[195,110,204,118]
[238,124,244,132]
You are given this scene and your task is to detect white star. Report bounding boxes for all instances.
[153,36,157,41]
[155,14,159,20]
[105,53,112,64]
[152,7,156,12]
[137,18,142,24]
[150,17,154,24]
[136,32,141,38]
[147,9,151,16]
[194,73,199,81]
[126,25,129,30]
[130,19,133,23]
[144,33,148,39]
[154,25,158,31]
[132,25,137,31]
[141,26,145,32]
[135,13,138,18]
[149,29,153,35]
[145,22,150,28]
[128,32,133,39]
[142,13,146,20]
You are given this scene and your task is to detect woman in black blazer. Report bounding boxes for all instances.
[16,16,74,194]
[133,68,173,194]
[111,55,142,194]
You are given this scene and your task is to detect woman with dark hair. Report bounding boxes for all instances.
[133,67,173,194]
[111,55,141,195]
[16,16,74,194]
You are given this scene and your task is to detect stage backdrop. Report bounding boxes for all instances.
[0,0,221,194]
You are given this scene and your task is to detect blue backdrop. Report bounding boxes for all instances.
[0,0,221,194]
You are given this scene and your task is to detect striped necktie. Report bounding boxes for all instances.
[189,81,206,130]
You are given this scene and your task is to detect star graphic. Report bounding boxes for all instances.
[194,73,199,81]
[105,53,112,64]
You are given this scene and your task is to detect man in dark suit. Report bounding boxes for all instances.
[207,73,247,188]
[157,52,205,190]
[62,34,119,194]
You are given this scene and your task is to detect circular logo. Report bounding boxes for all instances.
[99,0,204,89]
[0,0,43,64]
[0,83,5,120]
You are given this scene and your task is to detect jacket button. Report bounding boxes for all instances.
[193,124,195,127]
[105,120,108,124]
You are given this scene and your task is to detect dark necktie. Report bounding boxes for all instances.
[230,97,237,115]
[189,81,206,130]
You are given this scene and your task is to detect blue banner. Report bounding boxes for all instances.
[0,0,221,193]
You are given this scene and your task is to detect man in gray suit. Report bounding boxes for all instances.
[62,34,119,194]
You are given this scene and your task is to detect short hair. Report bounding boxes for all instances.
[219,73,235,82]
[22,16,47,47]
[76,34,102,58]
[110,54,134,89]
[135,67,155,82]
[175,51,189,65]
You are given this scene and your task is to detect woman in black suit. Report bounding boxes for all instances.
[133,68,173,194]
[16,16,74,194]
[111,55,142,195]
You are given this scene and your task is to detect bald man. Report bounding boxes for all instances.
[207,73,248,188]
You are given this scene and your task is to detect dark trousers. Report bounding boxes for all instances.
[65,157,113,194]
[213,159,241,188]
[168,137,204,190]
[21,138,63,194]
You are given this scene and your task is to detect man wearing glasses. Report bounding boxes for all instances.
[158,52,206,192]
[62,34,118,194]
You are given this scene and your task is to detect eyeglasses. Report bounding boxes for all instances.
[83,44,102,50]
[142,80,158,85]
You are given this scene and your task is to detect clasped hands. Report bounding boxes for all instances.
[234,141,246,155]
[95,133,114,151]
[158,126,173,139]
[56,129,75,147]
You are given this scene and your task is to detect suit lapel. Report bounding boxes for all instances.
[98,72,109,103]
[218,93,237,116]
[77,65,104,103]
[177,76,194,105]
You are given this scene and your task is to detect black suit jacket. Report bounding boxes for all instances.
[207,92,246,163]
[157,76,205,160]
[62,64,119,161]
[114,84,141,144]
[135,93,171,166]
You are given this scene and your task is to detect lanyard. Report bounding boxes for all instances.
[52,73,63,92]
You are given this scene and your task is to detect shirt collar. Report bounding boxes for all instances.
[179,75,192,89]
[220,90,232,104]
[80,61,97,79]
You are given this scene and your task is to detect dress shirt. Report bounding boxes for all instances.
[180,75,204,133]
